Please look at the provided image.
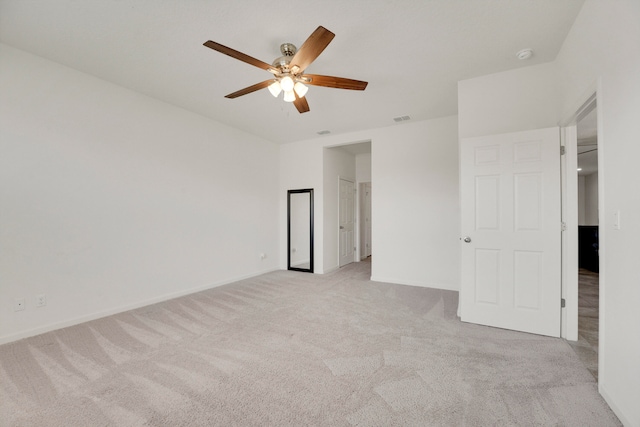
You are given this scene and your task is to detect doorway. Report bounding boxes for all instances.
[567,101,600,379]
[325,141,371,272]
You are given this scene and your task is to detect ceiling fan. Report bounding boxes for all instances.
[203,26,368,113]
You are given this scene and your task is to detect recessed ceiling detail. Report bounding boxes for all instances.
[393,116,411,122]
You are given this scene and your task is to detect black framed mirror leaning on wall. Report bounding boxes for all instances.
[287,189,314,273]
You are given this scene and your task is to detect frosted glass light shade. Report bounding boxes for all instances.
[293,82,308,97]
[283,90,296,102]
[280,76,294,92]
[268,81,282,97]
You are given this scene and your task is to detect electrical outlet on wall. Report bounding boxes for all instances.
[14,298,25,311]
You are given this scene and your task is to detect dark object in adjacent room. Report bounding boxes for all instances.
[578,225,599,272]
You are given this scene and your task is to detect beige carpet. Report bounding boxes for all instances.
[0,260,620,426]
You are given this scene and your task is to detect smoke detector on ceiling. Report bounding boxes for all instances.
[516,48,534,60]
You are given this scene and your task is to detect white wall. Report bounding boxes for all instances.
[556,1,640,423]
[458,1,640,423]
[458,62,560,138]
[0,44,280,344]
[279,116,460,290]
[279,140,324,271]
[356,153,372,183]
[579,173,599,226]
[584,172,599,225]
[371,117,460,290]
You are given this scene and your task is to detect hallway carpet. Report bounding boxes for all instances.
[0,261,620,426]
[567,268,600,380]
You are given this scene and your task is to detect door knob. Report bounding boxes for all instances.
[463,237,472,243]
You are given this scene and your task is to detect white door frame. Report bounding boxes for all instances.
[561,86,608,391]
[560,92,601,343]
[560,123,579,341]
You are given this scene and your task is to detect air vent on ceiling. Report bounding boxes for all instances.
[393,116,411,122]
[317,130,331,135]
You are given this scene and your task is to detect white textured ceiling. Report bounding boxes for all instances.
[0,0,585,144]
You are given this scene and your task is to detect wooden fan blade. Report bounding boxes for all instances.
[290,26,335,73]
[203,41,279,74]
[225,80,274,99]
[302,74,368,90]
[293,92,310,113]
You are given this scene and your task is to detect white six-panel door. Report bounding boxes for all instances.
[460,127,562,337]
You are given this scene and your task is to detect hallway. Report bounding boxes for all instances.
[568,269,599,379]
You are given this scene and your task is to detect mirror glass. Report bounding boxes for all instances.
[288,189,314,272]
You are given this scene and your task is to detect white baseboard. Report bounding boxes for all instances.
[320,265,340,274]
[599,384,633,427]
[0,267,278,345]
[370,276,459,292]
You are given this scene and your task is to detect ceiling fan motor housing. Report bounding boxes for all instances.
[280,43,297,56]
[273,43,297,71]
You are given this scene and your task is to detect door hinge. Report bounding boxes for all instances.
[560,146,566,155]
[561,298,566,308]
[561,221,567,231]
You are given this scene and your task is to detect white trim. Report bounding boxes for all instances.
[599,385,630,427]
[321,265,340,274]
[561,125,579,341]
[0,267,279,345]
[594,79,606,396]
[560,92,597,127]
[324,139,371,150]
[559,87,599,342]
[559,81,606,393]
[371,276,459,292]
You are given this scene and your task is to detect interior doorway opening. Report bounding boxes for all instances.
[568,101,600,379]
[325,141,372,270]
